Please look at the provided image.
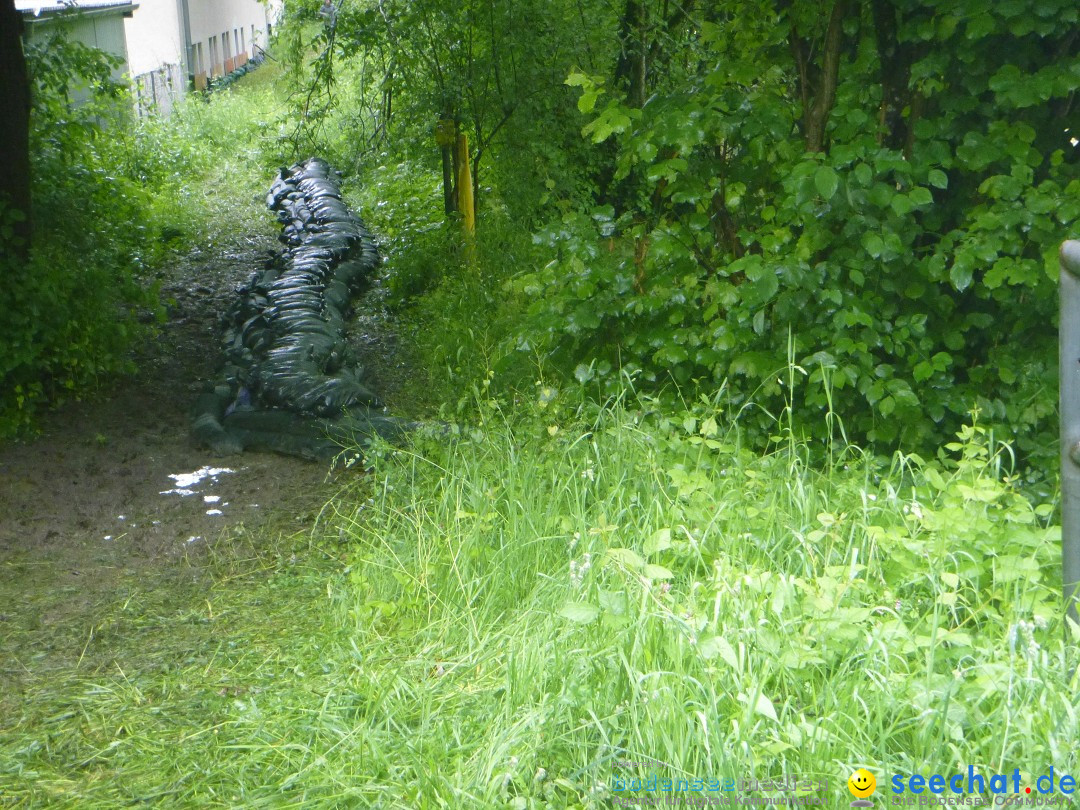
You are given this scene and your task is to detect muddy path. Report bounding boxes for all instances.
[0,222,407,697]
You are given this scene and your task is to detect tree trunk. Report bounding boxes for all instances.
[788,0,847,153]
[613,0,646,108]
[0,0,31,259]
[435,118,458,216]
[871,0,912,151]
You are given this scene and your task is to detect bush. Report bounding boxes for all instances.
[0,35,294,435]
[0,36,161,435]
[511,1,1080,468]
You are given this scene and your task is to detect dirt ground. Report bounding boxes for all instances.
[0,224,407,679]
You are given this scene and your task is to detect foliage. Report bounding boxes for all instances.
[511,0,1080,464]
[275,0,606,223]
[0,35,157,435]
[0,35,293,436]
[272,0,1078,464]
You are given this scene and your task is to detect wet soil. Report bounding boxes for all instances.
[0,225,408,692]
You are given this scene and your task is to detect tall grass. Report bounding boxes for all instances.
[318,387,1073,806]
[3,45,1076,806]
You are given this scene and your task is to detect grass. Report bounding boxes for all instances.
[0,516,389,808]
[317,390,1076,807]
[4,385,1073,808]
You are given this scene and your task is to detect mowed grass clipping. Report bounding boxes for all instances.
[2,392,1076,808]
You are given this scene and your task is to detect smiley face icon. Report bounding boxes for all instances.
[848,769,876,805]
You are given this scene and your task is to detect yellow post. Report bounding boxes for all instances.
[456,132,475,235]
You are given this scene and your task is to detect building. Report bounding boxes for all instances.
[18,0,282,116]
[185,0,281,91]
[127,0,281,112]
[122,0,185,115]
[16,0,136,86]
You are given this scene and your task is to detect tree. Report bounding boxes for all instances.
[519,0,1080,461]
[0,0,31,258]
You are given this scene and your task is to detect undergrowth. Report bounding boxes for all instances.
[0,46,292,437]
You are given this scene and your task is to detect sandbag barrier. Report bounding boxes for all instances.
[207,52,265,93]
[192,157,409,460]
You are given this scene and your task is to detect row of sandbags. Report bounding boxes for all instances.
[206,53,265,93]
[221,157,381,417]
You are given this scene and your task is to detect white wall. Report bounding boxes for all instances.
[123,0,186,115]
[123,0,183,77]
[187,0,271,81]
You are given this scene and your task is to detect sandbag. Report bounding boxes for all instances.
[193,156,412,460]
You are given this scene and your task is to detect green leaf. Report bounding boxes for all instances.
[909,187,934,206]
[582,103,634,142]
[558,602,600,623]
[577,89,601,114]
[928,169,948,189]
[949,262,973,292]
[890,194,915,216]
[861,232,885,259]
[698,636,739,668]
[745,691,778,721]
[643,563,674,580]
[814,166,839,200]
[606,548,645,570]
[742,272,779,308]
[644,528,672,556]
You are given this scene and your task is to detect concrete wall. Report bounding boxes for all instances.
[124,0,185,115]
[187,0,274,88]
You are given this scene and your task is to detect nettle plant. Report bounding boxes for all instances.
[513,0,1079,462]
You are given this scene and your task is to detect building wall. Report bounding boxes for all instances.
[124,0,185,116]
[21,0,282,114]
[22,11,130,82]
[186,0,274,88]
[21,8,131,109]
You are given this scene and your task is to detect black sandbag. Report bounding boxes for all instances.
[197,156,393,456]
